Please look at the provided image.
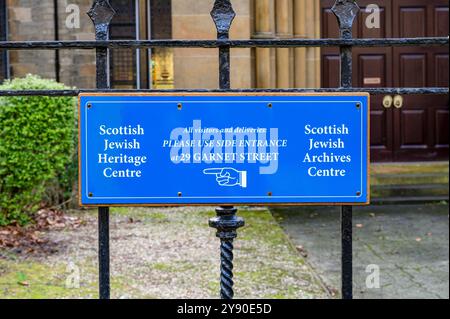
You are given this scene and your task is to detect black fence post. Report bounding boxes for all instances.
[88,0,116,300]
[332,0,360,300]
[209,0,245,300]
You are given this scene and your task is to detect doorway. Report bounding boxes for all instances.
[321,0,449,162]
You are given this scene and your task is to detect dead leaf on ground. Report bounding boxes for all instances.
[17,281,30,286]
[0,208,84,255]
[296,245,308,258]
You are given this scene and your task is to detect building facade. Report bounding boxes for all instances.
[0,0,448,162]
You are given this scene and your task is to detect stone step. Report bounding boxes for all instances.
[369,162,449,204]
[371,173,449,186]
[371,183,449,198]
[371,196,449,205]
[371,162,448,176]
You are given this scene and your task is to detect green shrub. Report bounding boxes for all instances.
[0,75,76,226]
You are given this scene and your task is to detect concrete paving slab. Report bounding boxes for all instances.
[272,204,449,299]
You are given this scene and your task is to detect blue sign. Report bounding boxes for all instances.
[79,93,370,206]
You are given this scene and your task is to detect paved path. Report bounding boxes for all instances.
[273,204,449,299]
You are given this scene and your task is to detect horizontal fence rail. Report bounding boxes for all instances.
[0,37,448,50]
[0,88,448,97]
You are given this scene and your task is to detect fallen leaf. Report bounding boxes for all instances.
[416,237,422,242]
[296,245,308,258]
[0,208,83,254]
[356,224,364,228]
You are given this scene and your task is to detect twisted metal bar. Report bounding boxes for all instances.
[208,0,245,300]
[209,206,244,299]
[220,240,235,299]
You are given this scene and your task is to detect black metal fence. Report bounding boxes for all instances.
[0,0,448,299]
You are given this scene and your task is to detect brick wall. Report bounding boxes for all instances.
[6,0,256,90]
[7,0,56,79]
[7,0,95,88]
[172,0,254,89]
[57,0,95,89]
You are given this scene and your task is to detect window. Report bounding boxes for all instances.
[109,0,173,89]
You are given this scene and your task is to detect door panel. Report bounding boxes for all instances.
[398,53,427,87]
[354,1,393,161]
[398,6,427,37]
[392,0,449,161]
[434,54,449,87]
[321,0,394,161]
[321,55,340,88]
[401,109,427,146]
[436,110,449,147]
[355,50,393,161]
[321,2,340,88]
[434,6,449,36]
[321,0,449,162]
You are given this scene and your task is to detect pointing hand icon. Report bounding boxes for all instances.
[203,167,247,188]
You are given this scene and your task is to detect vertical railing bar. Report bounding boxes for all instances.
[88,0,116,300]
[218,42,231,89]
[341,205,353,299]
[340,37,354,300]
[98,207,110,299]
[332,0,359,300]
[209,0,244,300]
[96,27,111,301]
[96,32,112,301]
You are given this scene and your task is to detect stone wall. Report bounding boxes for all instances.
[6,0,320,90]
[7,0,56,79]
[254,0,321,89]
[171,0,320,89]
[57,0,95,89]
[171,0,254,89]
[7,0,95,88]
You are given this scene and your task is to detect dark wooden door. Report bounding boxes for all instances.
[321,0,449,162]
[392,0,449,161]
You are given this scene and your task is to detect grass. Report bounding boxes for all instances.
[0,259,148,299]
[0,260,96,299]
[0,207,328,299]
